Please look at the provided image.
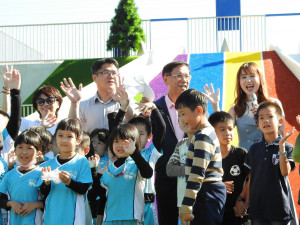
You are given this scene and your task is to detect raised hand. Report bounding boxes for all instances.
[279,127,296,146]
[109,75,129,107]
[203,83,220,111]
[123,138,136,155]
[1,65,21,90]
[60,78,82,103]
[41,166,52,185]
[41,113,57,128]
[135,102,156,115]
[88,154,100,168]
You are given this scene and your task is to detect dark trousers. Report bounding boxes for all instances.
[191,181,226,225]
[155,176,178,225]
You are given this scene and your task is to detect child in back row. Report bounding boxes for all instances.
[38,118,92,225]
[0,130,44,225]
[176,89,226,225]
[245,101,296,225]
[208,111,250,225]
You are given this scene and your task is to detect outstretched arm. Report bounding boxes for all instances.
[202,83,220,112]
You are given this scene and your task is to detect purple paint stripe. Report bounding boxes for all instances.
[149,54,188,101]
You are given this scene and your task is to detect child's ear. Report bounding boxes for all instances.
[195,106,203,115]
[76,138,82,145]
[84,147,90,155]
[147,134,153,141]
[278,117,284,126]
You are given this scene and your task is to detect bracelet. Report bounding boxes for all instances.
[3,86,10,91]
[237,196,246,202]
[278,151,287,155]
[1,91,10,95]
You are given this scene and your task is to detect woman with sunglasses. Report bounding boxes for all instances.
[1,66,63,137]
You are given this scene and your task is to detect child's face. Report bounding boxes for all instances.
[177,106,202,135]
[15,143,37,165]
[112,137,130,158]
[91,136,107,157]
[239,70,260,96]
[135,124,151,150]
[257,106,282,135]
[214,121,234,146]
[56,130,81,154]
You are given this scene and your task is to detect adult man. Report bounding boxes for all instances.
[152,61,191,225]
[61,58,132,133]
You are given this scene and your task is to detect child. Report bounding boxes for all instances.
[38,118,93,225]
[208,111,250,225]
[89,128,110,166]
[0,130,44,225]
[101,123,153,225]
[128,100,165,225]
[166,114,194,225]
[0,133,8,225]
[76,131,90,156]
[245,101,296,225]
[204,62,284,150]
[176,89,226,225]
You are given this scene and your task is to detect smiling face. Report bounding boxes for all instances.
[56,130,81,157]
[163,65,190,101]
[15,143,37,166]
[239,69,261,99]
[177,106,202,136]
[36,93,60,119]
[214,121,234,147]
[257,106,283,135]
[92,63,118,96]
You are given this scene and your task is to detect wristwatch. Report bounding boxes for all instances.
[237,196,246,202]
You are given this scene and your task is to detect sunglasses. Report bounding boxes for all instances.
[36,97,57,106]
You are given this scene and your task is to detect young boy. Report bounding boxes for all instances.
[208,111,250,225]
[166,115,193,225]
[245,101,296,225]
[176,89,226,225]
[128,101,166,225]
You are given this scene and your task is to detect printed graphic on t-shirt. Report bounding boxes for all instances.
[230,165,241,176]
[272,154,279,165]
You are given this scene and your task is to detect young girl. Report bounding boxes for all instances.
[100,123,153,225]
[204,62,284,150]
[0,130,44,225]
[38,118,92,225]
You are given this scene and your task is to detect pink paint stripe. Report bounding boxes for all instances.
[149,54,188,101]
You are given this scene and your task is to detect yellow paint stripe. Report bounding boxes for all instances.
[224,52,262,146]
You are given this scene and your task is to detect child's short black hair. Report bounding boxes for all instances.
[54,118,82,139]
[90,128,110,144]
[208,111,234,128]
[79,131,90,148]
[108,123,140,157]
[128,116,152,136]
[28,126,53,154]
[255,101,283,122]
[175,89,207,113]
[14,130,42,152]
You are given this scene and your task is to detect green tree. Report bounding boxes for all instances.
[107,0,145,57]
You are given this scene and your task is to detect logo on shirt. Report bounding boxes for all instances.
[28,179,37,187]
[272,154,279,165]
[230,165,241,176]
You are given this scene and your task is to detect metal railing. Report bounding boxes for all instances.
[1,14,299,62]
[21,104,35,117]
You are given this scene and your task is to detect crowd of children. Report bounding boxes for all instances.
[0,60,299,225]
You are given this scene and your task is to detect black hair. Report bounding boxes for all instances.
[80,131,91,148]
[91,58,119,74]
[54,118,82,139]
[27,126,53,155]
[175,89,207,113]
[128,116,152,136]
[162,61,189,77]
[14,130,42,152]
[108,123,140,157]
[208,111,234,128]
[255,101,283,122]
[87,128,109,157]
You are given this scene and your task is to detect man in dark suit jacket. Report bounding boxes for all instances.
[151,61,191,225]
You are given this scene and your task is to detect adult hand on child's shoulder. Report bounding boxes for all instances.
[179,212,194,224]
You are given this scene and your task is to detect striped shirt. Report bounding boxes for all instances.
[181,126,223,214]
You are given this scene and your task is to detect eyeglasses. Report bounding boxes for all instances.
[36,97,57,106]
[95,71,119,77]
[168,73,192,80]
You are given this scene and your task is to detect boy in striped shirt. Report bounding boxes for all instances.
[176,89,226,225]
